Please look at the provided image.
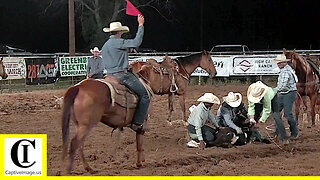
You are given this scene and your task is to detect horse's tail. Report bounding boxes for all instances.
[61,85,79,160]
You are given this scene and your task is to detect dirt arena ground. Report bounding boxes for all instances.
[1,83,320,176]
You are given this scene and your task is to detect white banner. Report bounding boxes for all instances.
[2,57,26,80]
[212,56,231,77]
[129,55,230,77]
[231,56,280,75]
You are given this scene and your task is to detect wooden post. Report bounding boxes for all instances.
[68,0,75,56]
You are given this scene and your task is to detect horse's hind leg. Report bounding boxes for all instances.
[67,125,92,173]
[79,144,96,174]
[310,95,317,127]
[136,132,145,167]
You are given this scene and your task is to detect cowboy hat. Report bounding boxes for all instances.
[223,92,242,107]
[197,93,220,104]
[247,81,269,103]
[273,54,290,64]
[103,22,129,33]
[90,47,101,54]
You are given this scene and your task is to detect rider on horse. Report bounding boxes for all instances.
[101,14,149,133]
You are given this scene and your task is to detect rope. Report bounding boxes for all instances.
[264,126,294,154]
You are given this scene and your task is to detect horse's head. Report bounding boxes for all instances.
[283,48,307,73]
[199,50,217,78]
[0,57,8,79]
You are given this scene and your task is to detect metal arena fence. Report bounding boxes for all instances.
[0,49,319,93]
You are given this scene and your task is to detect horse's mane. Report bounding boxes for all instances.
[175,52,202,65]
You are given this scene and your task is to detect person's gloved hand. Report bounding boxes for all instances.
[249,118,256,126]
[199,140,206,150]
[236,127,243,134]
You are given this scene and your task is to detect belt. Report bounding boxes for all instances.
[108,69,128,76]
[279,90,297,95]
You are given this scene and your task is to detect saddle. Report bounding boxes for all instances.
[145,56,179,93]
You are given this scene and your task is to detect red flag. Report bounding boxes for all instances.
[126,0,142,16]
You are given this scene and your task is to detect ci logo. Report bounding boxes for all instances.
[10,139,36,168]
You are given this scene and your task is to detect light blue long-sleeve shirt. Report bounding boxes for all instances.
[101,26,144,74]
[187,102,219,141]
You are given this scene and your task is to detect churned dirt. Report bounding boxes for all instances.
[1,83,320,176]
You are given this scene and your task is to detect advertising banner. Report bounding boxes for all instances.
[2,57,26,80]
[231,56,280,75]
[25,57,58,85]
[129,55,231,77]
[59,56,90,77]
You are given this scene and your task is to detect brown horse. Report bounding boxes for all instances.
[283,49,319,127]
[130,51,217,124]
[0,57,8,79]
[61,79,147,174]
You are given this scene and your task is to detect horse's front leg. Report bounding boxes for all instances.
[167,93,174,125]
[178,94,187,125]
[294,96,302,127]
[136,132,144,168]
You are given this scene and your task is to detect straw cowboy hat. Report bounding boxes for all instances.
[223,92,242,107]
[103,22,129,33]
[197,93,220,104]
[273,54,290,64]
[90,47,101,54]
[247,81,269,103]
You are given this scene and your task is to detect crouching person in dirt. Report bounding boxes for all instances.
[216,92,271,145]
[187,93,221,149]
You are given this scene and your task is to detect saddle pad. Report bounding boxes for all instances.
[95,79,138,109]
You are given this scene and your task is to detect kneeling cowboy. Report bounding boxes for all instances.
[101,15,149,132]
[187,93,220,149]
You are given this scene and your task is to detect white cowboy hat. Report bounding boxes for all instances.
[273,54,290,64]
[223,92,242,107]
[103,22,129,33]
[90,47,101,54]
[197,93,220,104]
[247,81,269,103]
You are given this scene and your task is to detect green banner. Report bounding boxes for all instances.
[59,56,90,77]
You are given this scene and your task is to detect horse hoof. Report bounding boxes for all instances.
[86,167,97,174]
[56,171,62,176]
[136,163,142,168]
[166,121,172,126]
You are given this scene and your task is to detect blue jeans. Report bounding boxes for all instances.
[254,95,288,140]
[111,71,150,126]
[278,91,298,137]
[187,124,218,147]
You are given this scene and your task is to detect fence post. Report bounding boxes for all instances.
[9,79,12,93]
[71,76,74,85]
[259,75,263,81]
